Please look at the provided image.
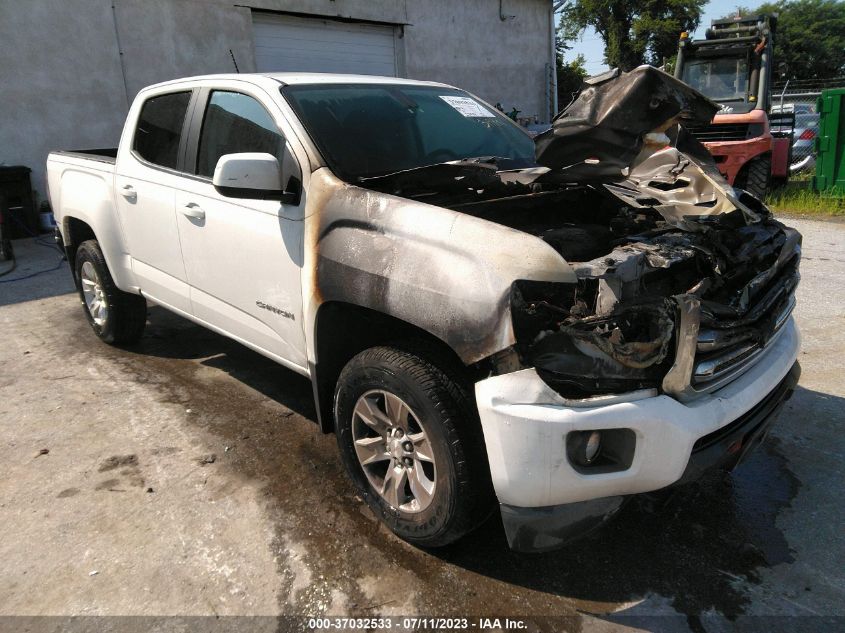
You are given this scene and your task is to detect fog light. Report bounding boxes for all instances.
[585,431,602,462]
[567,428,636,473]
[568,430,602,467]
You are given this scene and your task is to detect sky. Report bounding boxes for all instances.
[561,0,748,73]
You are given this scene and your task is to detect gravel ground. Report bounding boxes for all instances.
[0,217,842,631]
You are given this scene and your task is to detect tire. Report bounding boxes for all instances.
[75,240,147,344]
[334,346,494,548]
[735,155,771,200]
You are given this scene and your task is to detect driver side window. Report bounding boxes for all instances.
[196,91,286,178]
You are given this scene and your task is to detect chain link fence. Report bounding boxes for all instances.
[771,77,845,179]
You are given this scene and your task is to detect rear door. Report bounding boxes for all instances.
[173,86,308,371]
[115,89,194,313]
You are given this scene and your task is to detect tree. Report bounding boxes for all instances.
[724,1,845,81]
[555,31,589,109]
[559,0,706,71]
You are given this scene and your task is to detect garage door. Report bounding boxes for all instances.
[252,13,397,77]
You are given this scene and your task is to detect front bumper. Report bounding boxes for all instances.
[475,317,801,551]
[677,360,799,484]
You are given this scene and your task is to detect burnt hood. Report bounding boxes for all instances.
[535,65,719,181]
[358,66,759,232]
[534,65,765,230]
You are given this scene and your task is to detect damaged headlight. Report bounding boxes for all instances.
[511,281,677,397]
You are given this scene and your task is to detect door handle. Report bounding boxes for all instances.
[119,184,137,200]
[181,203,206,221]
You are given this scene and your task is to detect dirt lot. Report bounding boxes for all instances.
[0,218,843,631]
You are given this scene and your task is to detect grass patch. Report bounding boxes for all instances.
[765,181,845,217]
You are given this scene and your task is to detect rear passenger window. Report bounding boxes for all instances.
[133,91,191,170]
[196,91,285,178]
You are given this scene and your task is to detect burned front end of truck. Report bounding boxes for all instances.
[302,66,801,552]
[510,66,800,410]
[509,186,800,404]
[492,67,800,550]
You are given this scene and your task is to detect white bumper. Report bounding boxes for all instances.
[475,317,801,508]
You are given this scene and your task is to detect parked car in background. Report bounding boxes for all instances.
[771,103,813,115]
[790,113,820,173]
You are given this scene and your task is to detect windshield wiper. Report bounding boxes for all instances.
[358,160,497,185]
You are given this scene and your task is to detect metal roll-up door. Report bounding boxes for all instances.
[252,13,397,76]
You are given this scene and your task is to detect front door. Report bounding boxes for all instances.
[174,89,307,370]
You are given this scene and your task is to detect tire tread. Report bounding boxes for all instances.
[335,345,493,548]
[76,240,146,344]
[737,155,771,200]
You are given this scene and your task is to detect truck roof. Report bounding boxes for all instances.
[141,72,454,93]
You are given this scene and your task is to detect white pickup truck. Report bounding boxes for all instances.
[47,67,801,552]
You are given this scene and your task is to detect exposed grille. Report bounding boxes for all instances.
[690,267,799,394]
[685,122,750,142]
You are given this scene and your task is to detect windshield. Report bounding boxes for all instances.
[682,57,750,103]
[282,84,536,180]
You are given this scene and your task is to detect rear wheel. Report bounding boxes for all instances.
[735,155,771,200]
[75,240,147,344]
[334,346,494,547]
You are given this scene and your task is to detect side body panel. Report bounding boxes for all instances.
[771,134,791,178]
[115,166,190,312]
[174,185,307,369]
[47,154,138,292]
[172,79,314,372]
[114,87,194,313]
[300,169,577,367]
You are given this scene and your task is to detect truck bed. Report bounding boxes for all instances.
[50,148,117,164]
[47,149,118,244]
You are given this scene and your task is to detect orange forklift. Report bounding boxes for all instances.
[675,14,791,199]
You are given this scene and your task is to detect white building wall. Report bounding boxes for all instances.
[0,0,131,206]
[405,0,554,125]
[0,0,554,201]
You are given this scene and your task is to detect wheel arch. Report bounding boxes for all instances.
[311,301,476,434]
[54,164,138,293]
[739,150,773,172]
[62,216,98,288]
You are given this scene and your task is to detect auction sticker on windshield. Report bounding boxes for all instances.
[439,95,495,118]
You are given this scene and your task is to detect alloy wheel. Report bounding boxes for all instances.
[80,261,108,326]
[351,389,437,513]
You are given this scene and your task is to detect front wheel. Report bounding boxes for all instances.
[334,346,493,547]
[75,240,147,344]
[735,155,771,200]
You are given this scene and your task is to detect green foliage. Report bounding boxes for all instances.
[724,1,845,81]
[559,0,706,71]
[767,182,845,215]
[556,53,589,109]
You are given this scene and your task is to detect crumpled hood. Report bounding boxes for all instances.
[535,65,719,179]
[534,64,764,230]
[603,139,762,231]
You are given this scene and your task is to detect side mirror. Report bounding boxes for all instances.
[213,151,301,204]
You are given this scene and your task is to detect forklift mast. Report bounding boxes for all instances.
[672,14,789,198]
[675,14,777,113]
